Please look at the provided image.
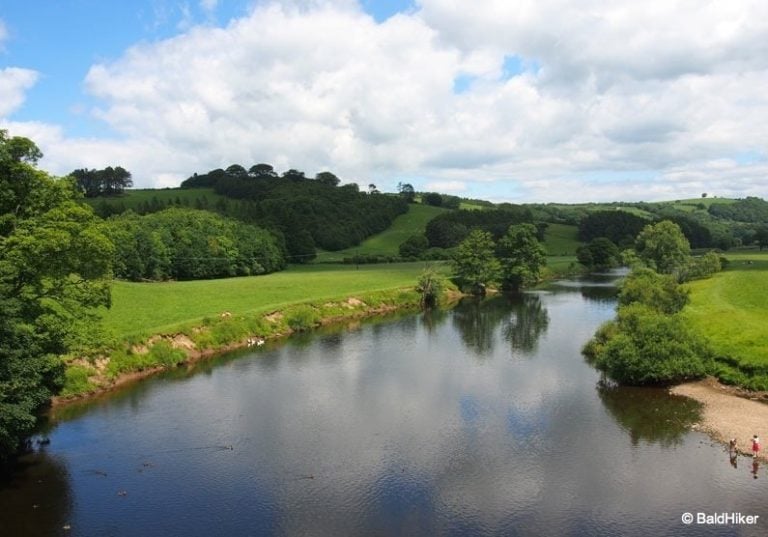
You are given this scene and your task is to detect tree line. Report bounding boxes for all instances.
[102,208,285,281]
[180,164,408,259]
[583,221,722,385]
[71,166,133,197]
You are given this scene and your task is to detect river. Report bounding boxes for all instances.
[1,274,765,536]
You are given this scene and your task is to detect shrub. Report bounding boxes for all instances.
[588,304,713,385]
[285,305,320,331]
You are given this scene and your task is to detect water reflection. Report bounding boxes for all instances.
[597,382,702,447]
[0,448,71,537]
[451,294,549,357]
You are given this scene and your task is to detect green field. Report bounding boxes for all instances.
[102,262,445,338]
[684,251,768,389]
[315,204,448,261]
[84,188,227,211]
[543,224,581,256]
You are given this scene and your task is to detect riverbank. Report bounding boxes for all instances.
[56,284,461,405]
[671,377,768,460]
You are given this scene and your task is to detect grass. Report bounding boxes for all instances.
[101,262,447,339]
[543,223,581,256]
[315,204,448,261]
[683,250,768,389]
[83,187,227,211]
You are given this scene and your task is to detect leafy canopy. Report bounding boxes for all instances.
[0,130,113,461]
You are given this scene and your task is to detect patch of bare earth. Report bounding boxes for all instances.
[671,377,768,459]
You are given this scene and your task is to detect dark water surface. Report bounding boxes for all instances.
[2,275,766,536]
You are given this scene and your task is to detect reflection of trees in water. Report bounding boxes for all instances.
[419,308,450,334]
[451,293,549,357]
[0,449,72,537]
[597,382,702,447]
[503,294,550,353]
[580,285,619,304]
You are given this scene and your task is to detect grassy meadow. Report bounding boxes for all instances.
[102,261,447,339]
[684,250,768,389]
[542,223,581,256]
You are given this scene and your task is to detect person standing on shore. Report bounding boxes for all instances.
[752,435,760,458]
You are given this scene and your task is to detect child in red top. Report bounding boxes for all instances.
[752,435,760,458]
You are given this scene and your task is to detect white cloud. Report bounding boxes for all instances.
[4,1,768,201]
[0,67,39,117]
[424,180,465,193]
[199,0,219,12]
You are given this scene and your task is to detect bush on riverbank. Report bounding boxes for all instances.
[584,304,713,385]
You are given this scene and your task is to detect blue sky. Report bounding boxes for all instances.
[1,0,766,202]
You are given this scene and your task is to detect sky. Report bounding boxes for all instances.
[1,0,767,203]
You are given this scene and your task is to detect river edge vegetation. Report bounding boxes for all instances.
[4,127,768,464]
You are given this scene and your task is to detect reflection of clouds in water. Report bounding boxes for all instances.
[24,283,768,535]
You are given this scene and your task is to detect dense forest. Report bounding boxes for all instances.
[102,208,285,281]
[424,207,535,248]
[180,165,408,258]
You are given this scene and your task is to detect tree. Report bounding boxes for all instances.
[452,230,500,295]
[584,304,712,385]
[399,234,429,258]
[368,183,379,194]
[225,164,248,178]
[496,223,547,291]
[577,237,620,270]
[70,166,132,197]
[618,268,689,314]
[635,220,691,276]
[249,163,277,178]
[422,192,443,207]
[315,171,340,187]
[397,182,415,203]
[755,226,768,250]
[282,169,306,181]
[1,130,114,461]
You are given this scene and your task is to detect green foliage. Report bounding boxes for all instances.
[186,166,409,253]
[635,220,691,276]
[680,251,722,282]
[708,196,768,223]
[60,365,96,397]
[102,208,285,280]
[0,130,113,461]
[755,226,768,250]
[497,223,547,291]
[542,223,581,256]
[425,206,533,248]
[586,304,712,385]
[618,268,689,314]
[577,237,620,270]
[70,166,132,197]
[285,305,321,331]
[416,267,445,308]
[321,204,447,261]
[147,341,186,367]
[399,234,429,258]
[452,230,501,294]
[578,210,650,247]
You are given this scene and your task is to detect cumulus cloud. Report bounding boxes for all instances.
[3,1,768,201]
[0,67,39,117]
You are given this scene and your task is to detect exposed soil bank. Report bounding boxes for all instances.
[671,377,768,460]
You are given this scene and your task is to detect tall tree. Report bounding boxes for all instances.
[1,131,114,462]
[452,230,501,295]
[497,223,547,291]
[635,220,691,276]
[315,171,340,187]
[397,182,415,203]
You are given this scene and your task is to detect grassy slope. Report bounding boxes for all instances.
[684,251,768,387]
[103,262,444,339]
[543,223,580,256]
[316,204,448,261]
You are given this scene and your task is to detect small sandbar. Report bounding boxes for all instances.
[671,377,768,459]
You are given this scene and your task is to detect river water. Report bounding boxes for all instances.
[1,274,766,536]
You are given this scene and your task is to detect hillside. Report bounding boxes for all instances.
[316,204,448,261]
